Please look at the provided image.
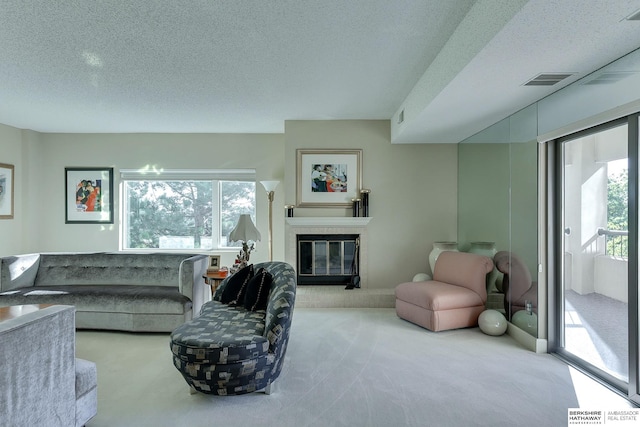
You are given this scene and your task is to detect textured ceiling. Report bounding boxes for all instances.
[1,0,640,142]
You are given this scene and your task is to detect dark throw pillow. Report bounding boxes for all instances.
[243,267,273,311]
[220,264,254,305]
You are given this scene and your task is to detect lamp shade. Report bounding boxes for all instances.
[260,180,280,192]
[229,214,261,242]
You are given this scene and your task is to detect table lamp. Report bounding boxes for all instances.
[229,214,261,269]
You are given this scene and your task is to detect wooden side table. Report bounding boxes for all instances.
[203,270,228,298]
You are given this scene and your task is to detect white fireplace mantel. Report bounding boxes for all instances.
[285,217,372,227]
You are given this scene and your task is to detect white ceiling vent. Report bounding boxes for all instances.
[523,73,575,86]
[580,71,636,85]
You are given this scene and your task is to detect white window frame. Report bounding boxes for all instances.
[119,168,256,252]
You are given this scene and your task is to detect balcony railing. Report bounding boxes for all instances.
[597,228,629,258]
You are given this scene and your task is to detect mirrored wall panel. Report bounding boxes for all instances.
[458,112,539,337]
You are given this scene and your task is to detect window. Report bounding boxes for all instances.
[605,159,628,258]
[120,169,256,250]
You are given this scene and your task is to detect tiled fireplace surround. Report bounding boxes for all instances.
[285,217,395,308]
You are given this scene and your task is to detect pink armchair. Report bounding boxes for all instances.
[395,251,494,332]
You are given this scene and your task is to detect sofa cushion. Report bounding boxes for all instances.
[243,268,273,311]
[170,302,267,364]
[75,358,97,396]
[219,264,254,305]
[0,285,191,314]
[75,358,98,426]
[32,253,199,288]
[433,251,493,302]
[0,254,41,292]
[395,281,484,311]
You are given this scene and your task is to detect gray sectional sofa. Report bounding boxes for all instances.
[0,252,208,332]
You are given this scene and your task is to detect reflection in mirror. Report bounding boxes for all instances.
[458,48,640,344]
[458,133,538,337]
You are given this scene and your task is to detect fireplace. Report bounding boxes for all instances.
[297,234,359,285]
[285,217,371,288]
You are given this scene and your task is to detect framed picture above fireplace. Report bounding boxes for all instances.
[296,149,362,207]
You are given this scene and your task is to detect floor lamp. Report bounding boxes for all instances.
[260,180,279,261]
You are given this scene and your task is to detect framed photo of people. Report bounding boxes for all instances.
[0,163,15,219]
[65,167,114,224]
[207,255,221,272]
[296,149,362,207]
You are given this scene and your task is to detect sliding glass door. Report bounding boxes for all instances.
[552,115,640,403]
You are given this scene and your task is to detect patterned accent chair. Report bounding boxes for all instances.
[170,261,296,395]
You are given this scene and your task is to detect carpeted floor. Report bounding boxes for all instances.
[76,308,632,427]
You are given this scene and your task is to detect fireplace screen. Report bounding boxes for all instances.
[297,234,359,285]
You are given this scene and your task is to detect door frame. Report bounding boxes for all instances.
[547,115,639,403]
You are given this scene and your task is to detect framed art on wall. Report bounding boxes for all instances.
[296,149,362,207]
[0,163,15,219]
[65,167,114,224]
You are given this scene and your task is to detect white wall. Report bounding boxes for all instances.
[284,120,458,289]
[0,125,39,256]
[564,134,608,295]
[24,133,284,268]
[0,124,20,255]
[1,121,459,291]
[594,256,628,303]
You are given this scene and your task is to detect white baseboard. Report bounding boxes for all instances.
[508,322,548,353]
